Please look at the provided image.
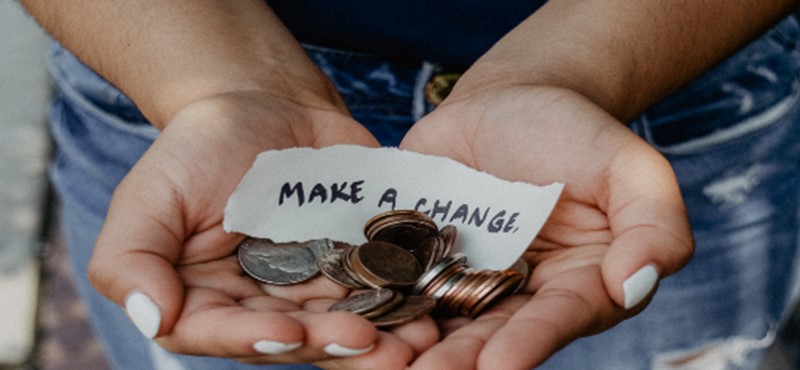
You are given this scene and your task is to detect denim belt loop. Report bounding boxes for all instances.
[413,60,440,121]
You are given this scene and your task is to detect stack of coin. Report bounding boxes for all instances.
[237,209,531,325]
[412,254,526,318]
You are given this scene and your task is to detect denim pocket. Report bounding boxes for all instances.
[48,42,159,141]
[634,14,800,153]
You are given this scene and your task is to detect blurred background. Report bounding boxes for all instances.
[0,1,107,369]
[0,1,797,369]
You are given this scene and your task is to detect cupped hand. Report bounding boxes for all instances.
[400,85,694,369]
[87,91,439,369]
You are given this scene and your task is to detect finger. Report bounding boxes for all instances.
[88,164,190,339]
[409,296,535,370]
[601,141,694,310]
[304,297,440,357]
[385,315,441,355]
[260,276,350,304]
[177,256,265,298]
[314,332,415,370]
[159,290,381,363]
[409,320,487,370]
[293,311,380,359]
[409,299,524,370]
[311,115,381,149]
[477,267,616,369]
[160,289,305,357]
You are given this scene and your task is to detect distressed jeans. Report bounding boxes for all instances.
[47,14,800,370]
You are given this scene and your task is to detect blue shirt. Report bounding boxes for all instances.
[267,1,548,70]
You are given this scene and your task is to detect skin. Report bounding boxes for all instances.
[18,0,799,368]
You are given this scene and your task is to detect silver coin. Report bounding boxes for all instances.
[328,288,398,316]
[431,270,467,302]
[412,253,467,295]
[305,238,335,258]
[371,295,436,328]
[317,248,365,289]
[238,237,320,285]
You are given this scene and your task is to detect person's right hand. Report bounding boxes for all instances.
[399,84,694,369]
[87,91,440,369]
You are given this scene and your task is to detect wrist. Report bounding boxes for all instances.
[447,0,797,123]
[143,56,346,130]
[447,42,637,123]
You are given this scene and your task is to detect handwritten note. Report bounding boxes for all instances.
[224,145,563,270]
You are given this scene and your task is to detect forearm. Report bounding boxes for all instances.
[453,0,798,122]
[20,0,342,128]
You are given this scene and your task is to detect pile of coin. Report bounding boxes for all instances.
[413,254,527,318]
[237,209,530,326]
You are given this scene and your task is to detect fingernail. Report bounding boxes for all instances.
[253,340,302,355]
[623,264,659,309]
[125,290,161,339]
[324,342,375,357]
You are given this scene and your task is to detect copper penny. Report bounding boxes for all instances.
[468,272,524,318]
[438,225,457,256]
[352,241,422,289]
[364,210,438,250]
[341,246,371,287]
[317,248,364,289]
[414,235,445,271]
[413,253,467,295]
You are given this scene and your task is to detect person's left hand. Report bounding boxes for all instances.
[399,84,694,369]
[87,91,440,370]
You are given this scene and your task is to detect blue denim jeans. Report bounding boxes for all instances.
[47,14,800,370]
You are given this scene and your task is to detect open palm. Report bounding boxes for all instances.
[87,91,439,369]
[400,85,694,369]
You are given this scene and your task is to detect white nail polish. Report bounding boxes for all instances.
[324,342,375,357]
[253,340,302,355]
[125,291,161,339]
[623,264,659,309]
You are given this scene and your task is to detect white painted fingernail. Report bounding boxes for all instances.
[125,291,161,339]
[253,340,302,355]
[623,264,659,309]
[324,342,375,357]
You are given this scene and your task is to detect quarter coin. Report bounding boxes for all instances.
[238,237,320,285]
[305,238,335,258]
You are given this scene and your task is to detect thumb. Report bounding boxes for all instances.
[311,116,381,149]
[601,143,694,311]
[88,165,187,339]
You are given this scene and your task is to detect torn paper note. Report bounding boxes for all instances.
[224,145,563,270]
